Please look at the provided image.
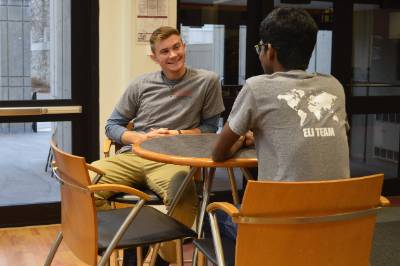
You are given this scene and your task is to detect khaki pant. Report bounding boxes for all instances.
[91,152,198,263]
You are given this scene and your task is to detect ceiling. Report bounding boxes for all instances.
[180,0,380,10]
[180,1,332,8]
[181,0,246,6]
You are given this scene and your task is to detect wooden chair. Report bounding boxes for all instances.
[193,174,390,266]
[45,142,196,266]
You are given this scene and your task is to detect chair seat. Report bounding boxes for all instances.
[108,189,163,205]
[193,237,236,266]
[97,206,196,252]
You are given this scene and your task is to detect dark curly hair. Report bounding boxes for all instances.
[259,7,318,70]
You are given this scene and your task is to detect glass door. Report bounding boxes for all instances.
[273,1,334,74]
[349,1,400,195]
[0,0,99,226]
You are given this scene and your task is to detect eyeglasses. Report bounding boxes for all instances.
[254,41,268,55]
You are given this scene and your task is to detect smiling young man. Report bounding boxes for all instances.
[91,26,224,265]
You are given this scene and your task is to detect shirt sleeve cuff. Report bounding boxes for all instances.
[113,127,128,144]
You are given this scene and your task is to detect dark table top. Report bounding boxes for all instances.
[133,134,257,168]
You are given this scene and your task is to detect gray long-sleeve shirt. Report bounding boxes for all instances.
[106,67,225,153]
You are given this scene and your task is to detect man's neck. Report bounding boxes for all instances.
[272,62,286,73]
[162,67,187,81]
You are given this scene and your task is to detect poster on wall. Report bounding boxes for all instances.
[137,0,169,43]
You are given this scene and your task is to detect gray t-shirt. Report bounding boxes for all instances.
[228,70,350,181]
[115,67,225,133]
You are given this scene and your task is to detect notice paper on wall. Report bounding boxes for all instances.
[136,0,169,43]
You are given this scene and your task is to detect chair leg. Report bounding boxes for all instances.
[175,239,183,266]
[239,167,255,180]
[45,147,53,172]
[192,244,214,266]
[209,212,225,266]
[149,243,160,266]
[197,251,207,266]
[192,247,199,266]
[136,246,143,266]
[113,250,121,266]
[44,232,63,266]
[193,167,216,266]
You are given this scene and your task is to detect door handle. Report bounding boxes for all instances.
[350,83,400,87]
[0,106,82,116]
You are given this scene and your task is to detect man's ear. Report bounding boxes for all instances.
[150,53,158,63]
[267,44,276,61]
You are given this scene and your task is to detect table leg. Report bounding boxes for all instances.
[197,167,215,236]
[240,167,255,180]
[192,167,216,266]
[166,166,199,215]
[226,168,240,205]
[194,167,208,230]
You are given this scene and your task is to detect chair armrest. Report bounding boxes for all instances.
[206,202,240,218]
[103,138,113,157]
[379,196,390,206]
[86,164,106,184]
[87,184,151,201]
[103,122,133,158]
[86,164,106,176]
[206,202,237,266]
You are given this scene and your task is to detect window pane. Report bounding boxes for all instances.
[352,4,400,96]
[181,24,225,82]
[274,1,334,75]
[0,0,71,101]
[0,121,71,206]
[350,114,399,179]
[179,1,247,85]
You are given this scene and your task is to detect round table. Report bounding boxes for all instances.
[133,134,257,265]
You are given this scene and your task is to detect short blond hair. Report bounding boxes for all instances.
[150,26,181,53]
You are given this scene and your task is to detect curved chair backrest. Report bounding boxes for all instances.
[51,142,98,265]
[235,174,384,266]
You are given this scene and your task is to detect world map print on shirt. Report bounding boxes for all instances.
[277,89,339,138]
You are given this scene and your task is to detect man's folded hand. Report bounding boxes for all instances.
[244,131,254,146]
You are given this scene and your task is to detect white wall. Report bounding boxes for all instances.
[99,0,177,158]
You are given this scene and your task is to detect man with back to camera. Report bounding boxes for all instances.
[209,7,350,241]
[91,26,225,265]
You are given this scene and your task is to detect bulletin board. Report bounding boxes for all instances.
[136,0,169,43]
